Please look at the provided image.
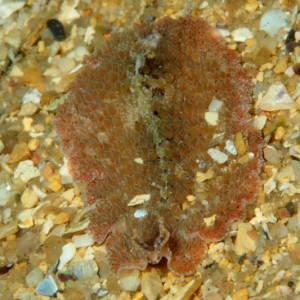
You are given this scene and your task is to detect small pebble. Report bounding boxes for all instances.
[260,9,289,37]
[56,57,76,73]
[0,262,14,275]
[207,148,228,164]
[205,112,219,126]
[18,209,34,228]
[285,202,295,216]
[14,160,40,183]
[36,275,58,297]
[70,260,98,279]
[235,132,247,156]
[134,209,148,219]
[263,146,281,164]
[0,139,4,153]
[196,168,214,183]
[235,223,258,256]
[58,5,80,23]
[141,269,162,300]
[245,2,258,13]
[47,19,66,41]
[8,142,31,164]
[54,211,70,224]
[21,188,39,209]
[274,59,287,74]
[238,152,254,164]
[119,269,141,292]
[274,126,285,140]
[231,28,253,42]
[128,194,151,206]
[72,233,94,248]
[18,102,39,116]
[225,140,237,155]
[26,268,44,288]
[259,83,295,111]
[0,1,26,19]
[253,115,267,130]
[0,183,13,206]
[28,138,40,151]
[47,173,62,192]
[232,288,249,300]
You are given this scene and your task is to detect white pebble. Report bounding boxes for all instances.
[119,269,141,292]
[0,183,13,206]
[84,26,96,45]
[284,66,295,78]
[21,188,39,209]
[264,178,276,194]
[231,27,253,42]
[58,5,80,23]
[14,160,40,183]
[72,233,94,248]
[58,242,76,270]
[253,115,267,130]
[134,157,144,165]
[134,209,148,219]
[260,9,289,37]
[225,140,237,155]
[204,112,219,126]
[207,148,228,164]
[56,57,76,73]
[59,158,73,184]
[259,83,295,111]
[208,97,223,112]
[18,209,33,228]
[0,1,25,20]
[22,89,41,105]
[218,28,230,37]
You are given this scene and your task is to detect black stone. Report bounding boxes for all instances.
[47,19,66,41]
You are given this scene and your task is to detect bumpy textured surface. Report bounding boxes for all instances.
[56,17,263,275]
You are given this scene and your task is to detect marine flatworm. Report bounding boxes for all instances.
[56,16,263,275]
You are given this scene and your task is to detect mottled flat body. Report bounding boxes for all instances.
[56,17,263,275]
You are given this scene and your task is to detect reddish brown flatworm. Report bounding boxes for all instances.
[56,16,263,275]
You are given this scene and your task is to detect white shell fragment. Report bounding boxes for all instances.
[231,27,253,42]
[260,9,289,37]
[128,194,151,206]
[58,242,76,270]
[207,148,228,164]
[259,83,295,111]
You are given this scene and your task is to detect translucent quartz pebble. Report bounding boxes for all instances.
[36,275,58,297]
